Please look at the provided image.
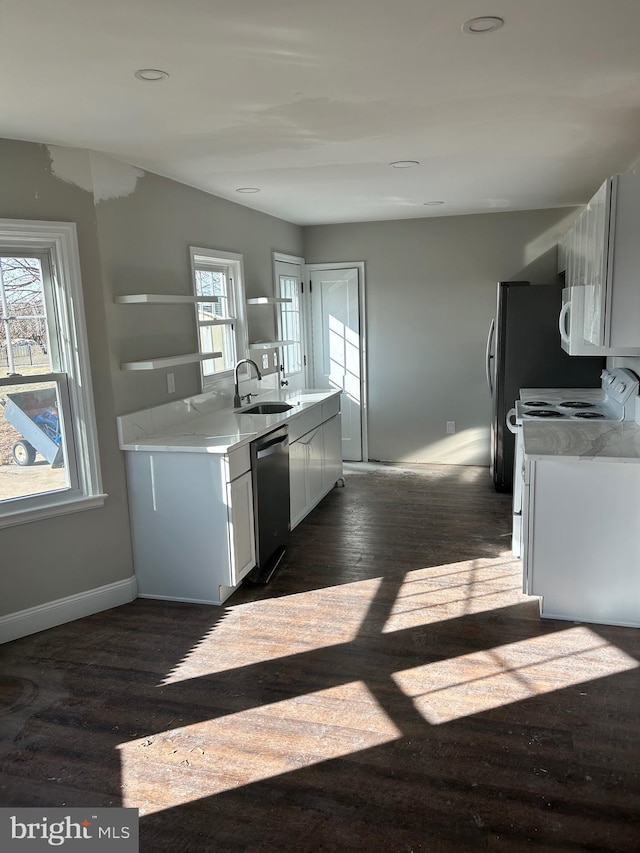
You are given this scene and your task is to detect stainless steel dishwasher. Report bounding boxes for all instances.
[246,425,290,584]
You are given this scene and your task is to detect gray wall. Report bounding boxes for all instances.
[304,208,578,465]
[0,140,133,614]
[0,139,303,619]
[90,153,303,414]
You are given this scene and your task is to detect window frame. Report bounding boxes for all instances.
[0,220,104,528]
[189,247,248,390]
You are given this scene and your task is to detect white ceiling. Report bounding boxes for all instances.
[3,0,640,225]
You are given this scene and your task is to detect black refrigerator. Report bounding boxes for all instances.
[488,281,604,492]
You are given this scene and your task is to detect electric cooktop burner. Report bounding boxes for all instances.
[573,411,606,419]
[558,401,595,409]
[525,409,564,418]
[523,400,550,407]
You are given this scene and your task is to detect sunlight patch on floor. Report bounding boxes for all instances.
[392,626,638,724]
[382,557,526,632]
[118,681,402,815]
[401,427,490,465]
[160,577,382,685]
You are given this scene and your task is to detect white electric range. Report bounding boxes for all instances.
[517,367,640,423]
[507,367,640,628]
[508,368,640,560]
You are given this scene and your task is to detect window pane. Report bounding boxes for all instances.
[0,380,70,502]
[278,276,302,375]
[195,268,230,320]
[199,323,235,375]
[0,257,51,375]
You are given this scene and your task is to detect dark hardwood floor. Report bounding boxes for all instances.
[2,462,640,851]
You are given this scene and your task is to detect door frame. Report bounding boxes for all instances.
[305,261,368,462]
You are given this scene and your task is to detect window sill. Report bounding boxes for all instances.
[0,493,107,529]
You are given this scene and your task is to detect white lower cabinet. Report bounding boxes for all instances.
[322,414,343,491]
[289,407,343,530]
[125,445,255,605]
[522,457,640,627]
[227,470,257,585]
[289,437,309,528]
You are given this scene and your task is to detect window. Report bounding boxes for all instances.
[277,273,303,376]
[0,220,103,528]
[190,247,247,388]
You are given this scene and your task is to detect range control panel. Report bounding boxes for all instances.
[600,368,640,406]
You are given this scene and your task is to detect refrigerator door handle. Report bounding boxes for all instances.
[485,318,495,396]
[558,300,571,345]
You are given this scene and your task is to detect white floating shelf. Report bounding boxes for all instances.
[198,319,234,328]
[121,352,222,371]
[246,297,293,305]
[115,294,218,304]
[249,341,295,349]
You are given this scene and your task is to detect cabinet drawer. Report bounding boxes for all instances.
[288,405,323,443]
[322,394,340,421]
[226,445,251,481]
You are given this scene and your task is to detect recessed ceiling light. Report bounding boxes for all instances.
[235,187,261,194]
[134,68,169,82]
[423,201,445,206]
[390,160,420,168]
[462,16,504,34]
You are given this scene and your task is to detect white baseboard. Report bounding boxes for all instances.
[0,575,138,644]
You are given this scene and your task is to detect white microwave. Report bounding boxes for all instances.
[559,286,606,355]
[559,286,640,356]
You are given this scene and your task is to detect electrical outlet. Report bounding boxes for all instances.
[446,421,456,434]
[273,352,278,367]
[167,372,175,394]
[262,354,269,369]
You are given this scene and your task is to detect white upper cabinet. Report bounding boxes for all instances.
[561,174,640,355]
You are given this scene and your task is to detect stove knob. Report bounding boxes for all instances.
[615,382,626,393]
[607,375,615,384]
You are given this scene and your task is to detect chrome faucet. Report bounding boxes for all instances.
[233,358,262,408]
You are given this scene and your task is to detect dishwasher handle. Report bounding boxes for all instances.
[255,433,288,459]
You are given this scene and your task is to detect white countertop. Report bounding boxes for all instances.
[523,419,640,463]
[117,388,341,454]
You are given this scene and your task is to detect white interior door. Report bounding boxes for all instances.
[309,267,363,462]
[274,259,307,393]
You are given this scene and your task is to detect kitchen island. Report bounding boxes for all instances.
[117,388,342,605]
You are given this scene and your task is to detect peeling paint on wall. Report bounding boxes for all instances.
[89,152,145,202]
[46,146,145,202]
[46,145,94,193]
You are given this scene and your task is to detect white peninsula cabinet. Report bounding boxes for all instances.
[125,445,255,605]
[118,388,343,605]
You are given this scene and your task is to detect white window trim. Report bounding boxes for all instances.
[0,219,105,528]
[189,247,248,390]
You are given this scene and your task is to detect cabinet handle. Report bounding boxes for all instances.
[558,300,571,345]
